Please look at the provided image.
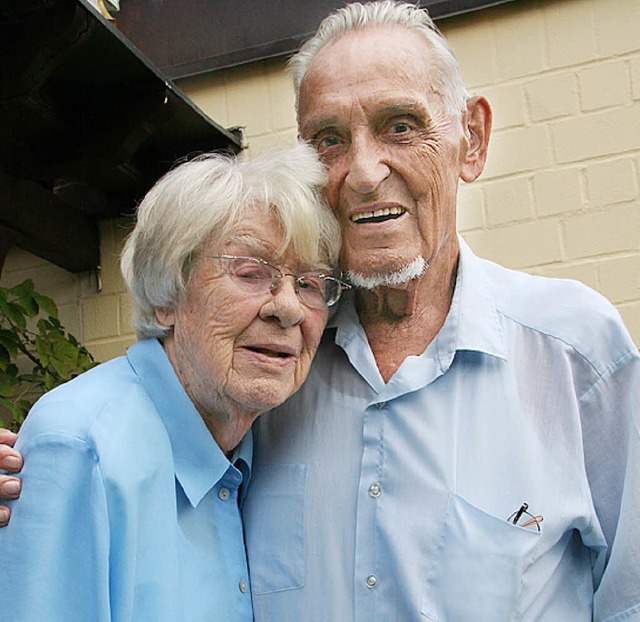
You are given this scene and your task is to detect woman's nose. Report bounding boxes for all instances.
[259,277,305,327]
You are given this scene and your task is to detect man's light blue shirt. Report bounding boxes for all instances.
[245,238,640,622]
[0,338,254,622]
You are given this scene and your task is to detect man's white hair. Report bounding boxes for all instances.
[121,143,340,339]
[288,1,470,117]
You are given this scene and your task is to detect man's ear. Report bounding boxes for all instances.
[460,96,492,183]
[155,307,175,328]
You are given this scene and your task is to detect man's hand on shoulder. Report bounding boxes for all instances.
[0,428,23,527]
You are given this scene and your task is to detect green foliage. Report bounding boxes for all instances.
[0,279,97,432]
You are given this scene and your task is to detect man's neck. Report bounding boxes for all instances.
[356,243,459,383]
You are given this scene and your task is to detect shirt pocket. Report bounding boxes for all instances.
[242,464,306,594]
[421,492,540,622]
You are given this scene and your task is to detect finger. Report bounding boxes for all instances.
[0,445,24,473]
[0,428,18,447]
[0,476,21,499]
[0,506,10,527]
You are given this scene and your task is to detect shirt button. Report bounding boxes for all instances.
[218,487,231,501]
[239,580,248,594]
[366,574,378,589]
[368,483,382,498]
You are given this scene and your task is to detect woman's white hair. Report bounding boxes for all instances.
[288,1,469,117]
[121,142,340,339]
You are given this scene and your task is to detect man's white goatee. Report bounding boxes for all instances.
[346,256,429,290]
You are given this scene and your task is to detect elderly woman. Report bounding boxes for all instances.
[0,143,346,621]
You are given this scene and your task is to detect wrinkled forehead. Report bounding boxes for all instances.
[299,26,446,121]
[303,26,440,86]
[202,207,283,253]
[204,214,329,272]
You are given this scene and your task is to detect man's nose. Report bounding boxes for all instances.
[345,133,390,195]
[259,277,305,327]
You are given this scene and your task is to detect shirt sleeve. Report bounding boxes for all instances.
[582,351,640,622]
[0,429,111,621]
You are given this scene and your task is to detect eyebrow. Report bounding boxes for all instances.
[223,236,330,273]
[371,101,430,121]
[223,235,273,256]
[300,116,341,138]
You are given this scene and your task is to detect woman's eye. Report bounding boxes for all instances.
[235,265,271,280]
[298,276,323,292]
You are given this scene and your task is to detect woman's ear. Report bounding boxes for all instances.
[460,96,492,183]
[155,308,175,328]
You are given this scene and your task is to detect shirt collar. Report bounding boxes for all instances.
[126,338,253,508]
[452,236,507,359]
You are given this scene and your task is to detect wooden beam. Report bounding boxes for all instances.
[0,171,99,274]
[0,225,18,279]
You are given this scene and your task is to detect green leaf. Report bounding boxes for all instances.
[77,352,96,371]
[0,343,10,369]
[19,295,38,317]
[50,357,72,379]
[0,300,27,332]
[49,316,62,330]
[8,399,31,433]
[53,340,80,363]
[0,281,97,425]
[35,335,51,366]
[20,372,43,385]
[9,279,34,298]
[0,329,19,357]
[33,292,58,318]
[37,318,54,332]
[0,374,19,398]
[10,280,38,317]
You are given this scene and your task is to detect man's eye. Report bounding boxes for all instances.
[390,121,411,134]
[315,134,342,149]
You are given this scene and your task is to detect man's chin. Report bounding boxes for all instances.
[346,257,429,290]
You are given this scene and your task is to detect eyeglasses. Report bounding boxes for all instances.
[204,255,351,309]
[507,502,543,531]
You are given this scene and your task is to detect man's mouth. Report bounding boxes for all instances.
[351,206,405,224]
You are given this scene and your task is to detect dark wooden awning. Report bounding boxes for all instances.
[0,0,242,275]
[117,0,516,79]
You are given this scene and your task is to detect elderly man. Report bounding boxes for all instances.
[1,2,639,621]
[240,3,640,622]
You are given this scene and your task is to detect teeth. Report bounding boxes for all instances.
[352,206,404,222]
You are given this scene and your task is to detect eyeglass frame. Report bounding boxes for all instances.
[507,502,543,531]
[202,255,351,309]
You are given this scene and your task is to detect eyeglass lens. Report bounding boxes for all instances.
[211,256,344,308]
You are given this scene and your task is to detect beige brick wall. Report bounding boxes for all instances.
[0,219,136,364]
[2,0,639,359]
[449,0,640,341]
